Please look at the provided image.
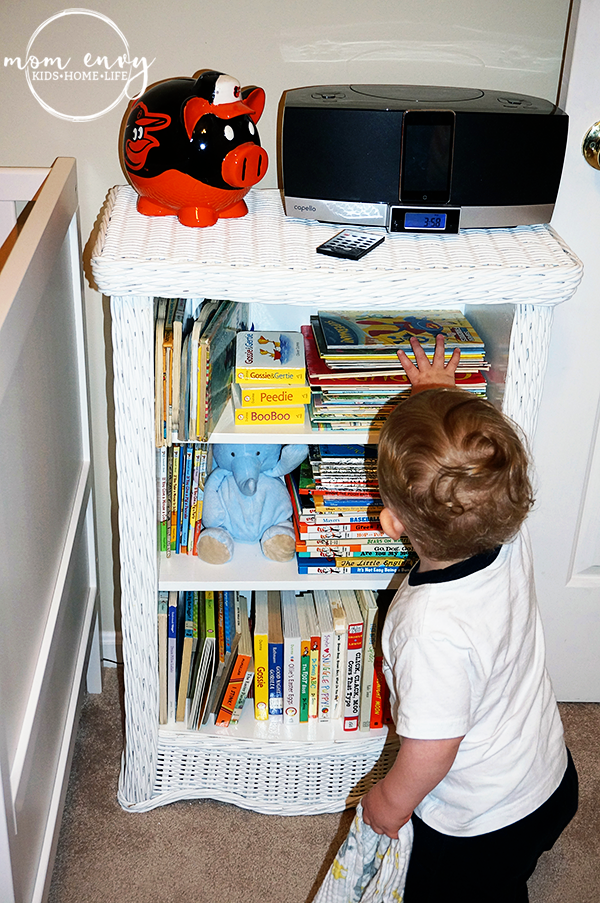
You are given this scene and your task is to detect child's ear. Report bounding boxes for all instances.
[379,507,406,541]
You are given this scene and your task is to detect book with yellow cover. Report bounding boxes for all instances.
[253,591,269,720]
[235,331,306,385]
[235,383,311,406]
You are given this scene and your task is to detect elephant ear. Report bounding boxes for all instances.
[265,444,309,478]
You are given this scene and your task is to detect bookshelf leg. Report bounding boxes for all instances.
[110,294,159,807]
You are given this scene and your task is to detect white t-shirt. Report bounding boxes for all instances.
[382,526,567,837]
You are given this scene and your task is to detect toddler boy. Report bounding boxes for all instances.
[362,334,578,902]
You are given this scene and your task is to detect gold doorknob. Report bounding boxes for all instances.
[583,122,600,170]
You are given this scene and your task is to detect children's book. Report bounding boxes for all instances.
[339,590,364,731]
[235,331,306,386]
[253,591,270,720]
[327,589,348,721]
[280,591,301,724]
[356,589,379,732]
[231,383,307,425]
[154,298,168,446]
[315,310,485,351]
[295,594,312,723]
[167,590,178,724]
[188,591,216,729]
[198,300,249,439]
[176,591,195,722]
[215,614,252,727]
[313,590,334,722]
[267,591,284,721]
[234,382,311,406]
[303,592,320,719]
[158,591,169,725]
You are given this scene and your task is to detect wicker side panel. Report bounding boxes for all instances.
[111,295,160,807]
[503,304,555,440]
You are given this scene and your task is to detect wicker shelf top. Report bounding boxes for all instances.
[90,187,582,308]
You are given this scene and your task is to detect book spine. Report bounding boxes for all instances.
[360,609,378,732]
[238,385,311,406]
[223,591,233,655]
[253,633,269,720]
[299,638,310,723]
[233,406,306,425]
[158,591,168,725]
[170,445,180,552]
[343,621,363,731]
[332,630,346,721]
[268,640,284,720]
[157,446,168,552]
[297,565,400,574]
[283,636,301,724]
[180,444,194,552]
[370,655,385,729]
[230,668,254,724]
[176,592,195,722]
[167,592,178,724]
[236,366,306,384]
[188,445,201,553]
[318,627,334,722]
[214,653,251,726]
[308,636,320,719]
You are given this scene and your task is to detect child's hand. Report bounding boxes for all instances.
[361,779,413,839]
[398,334,461,395]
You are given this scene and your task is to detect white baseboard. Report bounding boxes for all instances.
[100,630,122,666]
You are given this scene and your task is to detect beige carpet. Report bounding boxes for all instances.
[48,668,600,902]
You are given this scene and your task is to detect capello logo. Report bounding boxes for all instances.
[294,204,316,212]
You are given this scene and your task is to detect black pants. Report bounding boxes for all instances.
[403,749,578,902]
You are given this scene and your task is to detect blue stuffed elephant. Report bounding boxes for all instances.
[196,443,308,564]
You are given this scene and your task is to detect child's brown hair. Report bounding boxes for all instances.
[377,388,535,561]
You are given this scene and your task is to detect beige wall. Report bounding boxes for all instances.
[0,0,571,649]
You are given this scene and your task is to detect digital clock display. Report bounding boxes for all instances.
[404,212,448,230]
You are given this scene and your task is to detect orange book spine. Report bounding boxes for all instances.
[214,654,251,726]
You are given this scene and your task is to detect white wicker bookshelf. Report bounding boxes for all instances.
[90,186,582,813]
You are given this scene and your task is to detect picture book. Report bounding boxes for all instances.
[253,591,269,721]
[316,310,485,351]
[215,613,252,727]
[235,331,306,385]
[313,590,334,722]
[234,382,311,406]
[176,592,195,722]
[231,383,307,425]
[198,300,249,439]
[167,590,178,724]
[339,590,364,731]
[295,594,312,723]
[281,591,301,724]
[267,591,284,721]
[303,592,320,719]
[188,591,217,729]
[158,591,168,725]
[356,590,379,732]
[327,589,348,721]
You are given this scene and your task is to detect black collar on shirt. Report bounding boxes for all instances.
[408,546,502,585]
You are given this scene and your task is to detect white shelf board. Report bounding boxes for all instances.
[209,396,382,445]
[158,542,407,592]
[160,694,393,745]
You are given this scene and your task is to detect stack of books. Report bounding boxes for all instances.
[158,588,394,733]
[154,296,248,447]
[232,331,311,426]
[302,310,488,430]
[156,442,211,557]
[286,445,417,575]
[158,589,254,729]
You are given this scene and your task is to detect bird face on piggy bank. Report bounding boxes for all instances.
[120,69,268,227]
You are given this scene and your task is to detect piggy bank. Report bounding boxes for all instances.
[120,69,268,227]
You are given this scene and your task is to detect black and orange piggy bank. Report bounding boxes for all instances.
[120,69,268,227]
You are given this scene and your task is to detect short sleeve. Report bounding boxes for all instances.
[386,635,475,739]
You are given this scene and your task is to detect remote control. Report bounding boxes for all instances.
[316,230,385,260]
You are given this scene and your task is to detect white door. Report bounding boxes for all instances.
[529,0,600,700]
